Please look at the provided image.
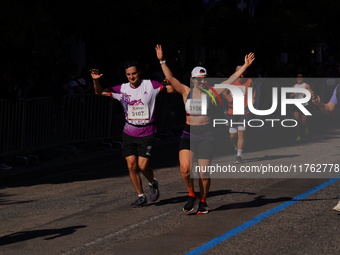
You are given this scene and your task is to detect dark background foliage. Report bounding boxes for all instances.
[1,0,339,82]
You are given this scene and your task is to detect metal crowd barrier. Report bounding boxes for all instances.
[0,93,185,165]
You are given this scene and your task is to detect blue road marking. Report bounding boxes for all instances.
[186,177,339,255]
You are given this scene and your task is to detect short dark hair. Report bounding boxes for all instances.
[123,59,141,71]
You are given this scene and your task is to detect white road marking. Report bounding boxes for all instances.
[60,211,172,255]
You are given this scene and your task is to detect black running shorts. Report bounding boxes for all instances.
[289,103,313,114]
[121,133,155,158]
[179,124,215,160]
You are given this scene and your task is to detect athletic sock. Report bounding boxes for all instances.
[200,197,207,203]
[188,189,195,197]
[138,193,145,198]
[237,150,243,157]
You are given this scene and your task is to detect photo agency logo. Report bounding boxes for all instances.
[213,84,311,128]
[188,77,340,179]
[191,78,312,128]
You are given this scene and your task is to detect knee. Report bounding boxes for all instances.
[127,162,138,172]
[180,164,191,176]
[200,176,210,182]
[138,164,149,172]
[137,158,150,172]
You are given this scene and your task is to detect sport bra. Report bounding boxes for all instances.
[185,86,222,116]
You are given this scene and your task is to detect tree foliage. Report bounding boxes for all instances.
[0,0,338,74]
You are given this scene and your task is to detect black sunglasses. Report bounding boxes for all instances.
[194,77,205,82]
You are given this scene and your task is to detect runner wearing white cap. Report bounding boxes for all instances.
[155,44,255,214]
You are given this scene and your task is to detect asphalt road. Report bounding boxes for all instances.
[0,111,339,255]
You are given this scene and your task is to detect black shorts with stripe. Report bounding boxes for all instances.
[121,133,155,158]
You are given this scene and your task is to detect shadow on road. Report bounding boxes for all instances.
[154,189,256,207]
[212,195,292,212]
[0,225,87,246]
[242,154,300,164]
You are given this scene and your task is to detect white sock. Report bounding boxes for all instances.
[138,193,145,197]
[237,150,243,157]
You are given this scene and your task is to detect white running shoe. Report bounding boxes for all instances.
[333,201,340,212]
[235,156,243,164]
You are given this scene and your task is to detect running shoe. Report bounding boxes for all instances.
[131,195,147,208]
[235,156,243,164]
[295,136,301,142]
[197,201,209,214]
[183,196,199,213]
[149,179,160,202]
[333,201,340,212]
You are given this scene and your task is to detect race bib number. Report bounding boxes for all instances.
[187,99,202,115]
[128,105,149,121]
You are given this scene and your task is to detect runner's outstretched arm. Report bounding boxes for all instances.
[213,52,255,95]
[89,69,110,97]
[222,53,255,85]
[155,44,190,96]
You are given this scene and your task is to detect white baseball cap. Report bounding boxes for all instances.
[191,66,207,78]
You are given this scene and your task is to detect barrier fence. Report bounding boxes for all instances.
[0,93,185,161]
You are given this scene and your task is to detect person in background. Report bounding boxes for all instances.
[223,66,256,163]
[312,85,340,212]
[290,73,313,142]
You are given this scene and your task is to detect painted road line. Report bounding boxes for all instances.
[61,211,172,255]
[186,177,339,255]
